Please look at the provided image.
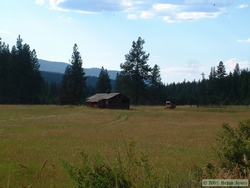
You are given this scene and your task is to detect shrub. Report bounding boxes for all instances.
[62,140,161,188]
[62,151,130,188]
[186,119,250,185]
[200,119,250,180]
[63,120,250,187]
[216,119,250,177]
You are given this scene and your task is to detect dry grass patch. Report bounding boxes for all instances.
[0,105,249,187]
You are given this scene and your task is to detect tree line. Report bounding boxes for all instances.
[165,62,250,106]
[115,37,250,106]
[0,36,44,104]
[1,36,250,105]
[0,36,113,104]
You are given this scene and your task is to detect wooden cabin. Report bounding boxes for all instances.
[86,93,130,109]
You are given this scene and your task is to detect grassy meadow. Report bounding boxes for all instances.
[0,105,249,187]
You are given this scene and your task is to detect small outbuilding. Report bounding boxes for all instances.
[86,93,130,109]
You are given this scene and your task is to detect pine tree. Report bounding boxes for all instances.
[233,63,240,77]
[230,63,241,102]
[209,67,216,80]
[5,35,44,104]
[61,44,86,104]
[148,64,164,104]
[150,64,162,86]
[120,37,151,105]
[239,69,250,104]
[0,39,11,103]
[29,49,44,103]
[209,61,227,104]
[114,73,121,92]
[96,66,112,93]
[216,61,227,79]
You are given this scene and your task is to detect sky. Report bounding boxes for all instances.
[1,0,250,84]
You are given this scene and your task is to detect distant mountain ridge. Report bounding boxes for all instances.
[40,71,105,87]
[39,59,119,80]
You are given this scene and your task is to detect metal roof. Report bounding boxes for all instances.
[86,93,121,102]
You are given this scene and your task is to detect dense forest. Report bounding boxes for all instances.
[0,36,44,104]
[1,36,250,105]
[165,65,250,106]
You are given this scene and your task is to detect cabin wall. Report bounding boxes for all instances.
[86,93,130,109]
[107,95,130,109]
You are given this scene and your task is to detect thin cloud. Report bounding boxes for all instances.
[161,58,250,84]
[236,4,248,9]
[41,0,231,22]
[153,3,180,12]
[0,29,12,34]
[49,0,126,13]
[151,1,226,22]
[140,11,155,19]
[237,38,250,43]
[176,11,221,21]
[161,63,208,83]
[163,66,200,73]
[58,16,73,22]
[224,58,250,72]
[49,0,65,11]
[35,0,45,5]
[127,13,138,19]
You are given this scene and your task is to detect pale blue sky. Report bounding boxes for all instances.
[1,0,250,83]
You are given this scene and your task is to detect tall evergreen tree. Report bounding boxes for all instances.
[0,39,11,103]
[238,69,250,104]
[29,49,44,103]
[61,44,86,104]
[120,37,151,105]
[230,63,241,102]
[209,66,216,80]
[150,64,162,86]
[96,66,112,93]
[114,73,121,93]
[233,63,240,77]
[5,35,44,104]
[216,61,227,79]
[148,64,165,104]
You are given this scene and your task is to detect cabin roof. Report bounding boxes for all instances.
[86,93,122,103]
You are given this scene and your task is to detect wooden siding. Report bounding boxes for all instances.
[86,93,130,109]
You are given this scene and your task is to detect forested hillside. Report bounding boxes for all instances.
[1,36,250,105]
[39,59,119,79]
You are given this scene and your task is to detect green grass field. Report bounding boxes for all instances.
[0,105,249,187]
